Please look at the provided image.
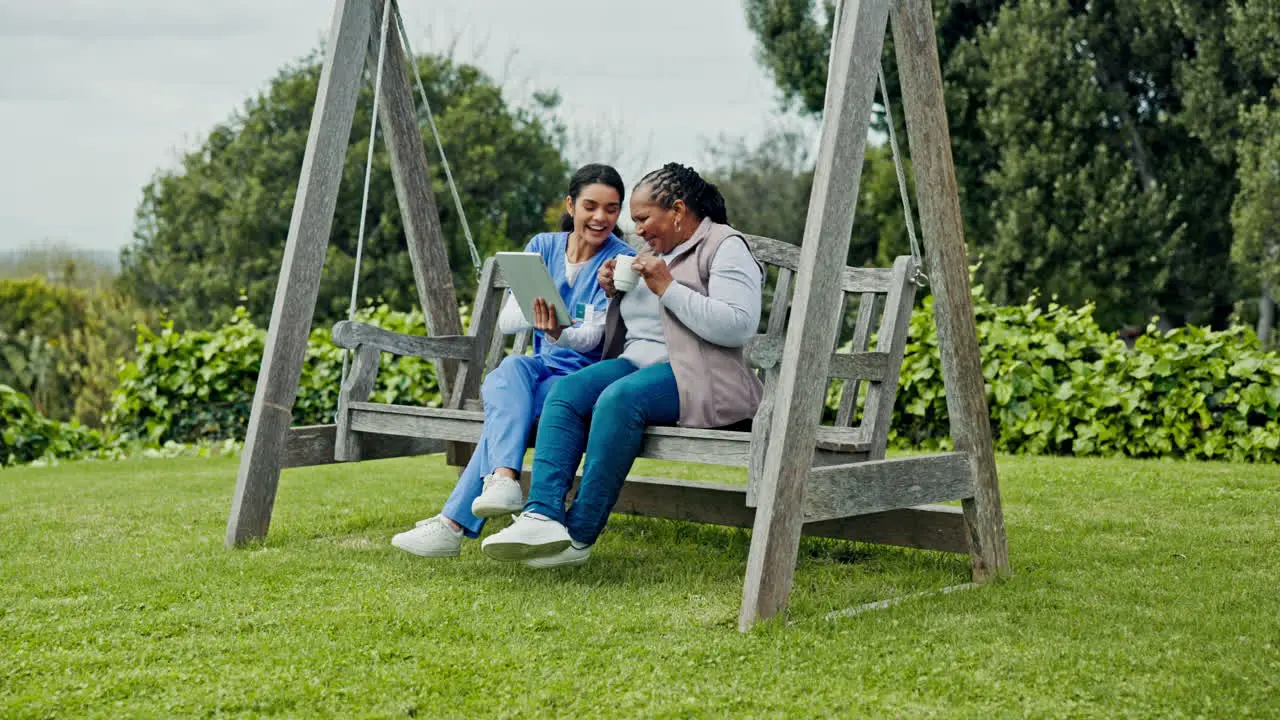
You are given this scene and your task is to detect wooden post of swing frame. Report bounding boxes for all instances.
[891,0,1009,578]
[225,0,373,548]
[739,0,892,629]
[738,0,1009,629]
[369,0,472,468]
[369,0,464,399]
[225,0,466,547]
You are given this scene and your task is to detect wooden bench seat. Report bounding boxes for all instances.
[344,401,872,466]
[325,233,973,557]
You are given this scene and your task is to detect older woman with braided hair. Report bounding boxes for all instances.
[482,162,764,567]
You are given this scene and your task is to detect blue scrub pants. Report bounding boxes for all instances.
[440,355,562,538]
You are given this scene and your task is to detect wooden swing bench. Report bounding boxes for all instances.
[226,0,1008,630]
[324,234,974,555]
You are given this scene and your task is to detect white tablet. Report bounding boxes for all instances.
[494,252,573,326]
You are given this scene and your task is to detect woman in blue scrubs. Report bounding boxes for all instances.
[391,163,635,558]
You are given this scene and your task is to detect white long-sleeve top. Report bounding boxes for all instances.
[496,256,606,353]
[619,236,762,368]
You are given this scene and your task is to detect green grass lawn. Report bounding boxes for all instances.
[2,453,1279,718]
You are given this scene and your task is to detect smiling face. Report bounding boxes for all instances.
[566,182,622,249]
[629,184,687,254]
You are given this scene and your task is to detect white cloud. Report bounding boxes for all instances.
[0,0,798,253]
[0,1,295,39]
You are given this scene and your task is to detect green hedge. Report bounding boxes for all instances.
[885,286,1280,462]
[49,289,1280,465]
[1,384,102,467]
[107,306,446,445]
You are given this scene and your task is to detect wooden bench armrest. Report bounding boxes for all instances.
[331,320,479,361]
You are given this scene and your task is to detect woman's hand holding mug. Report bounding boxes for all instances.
[631,254,672,296]
[598,258,617,297]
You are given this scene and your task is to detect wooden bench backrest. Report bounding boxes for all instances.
[452,233,917,460]
[741,234,917,461]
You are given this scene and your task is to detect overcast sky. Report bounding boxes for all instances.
[0,0,812,254]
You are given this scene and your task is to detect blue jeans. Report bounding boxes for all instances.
[441,355,562,538]
[526,359,681,545]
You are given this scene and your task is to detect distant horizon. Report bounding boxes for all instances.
[0,241,122,268]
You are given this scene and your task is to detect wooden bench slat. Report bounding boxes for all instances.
[804,452,974,523]
[511,328,532,356]
[813,427,870,453]
[744,334,785,369]
[490,266,513,289]
[826,352,889,381]
[742,234,894,293]
[349,406,480,444]
[331,320,478,361]
[642,426,755,441]
[283,425,443,468]
[744,335,889,382]
[608,474,969,554]
[334,344,380,461]
[345,401,872,462]
[836,292,880,426]
[349,402,475,419]
[483,325,509,375]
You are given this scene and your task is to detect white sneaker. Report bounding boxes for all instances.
[470,474,525,518]
[526,543,592,568]
[481,512,571,561]
[391,515,463,558]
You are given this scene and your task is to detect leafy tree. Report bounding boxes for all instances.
[703,124,917,268]
[703,123,920,344]
[742,0,1279,330]
[1230,90,1280,345]
[703,126,812,246]
[961,0,1183,329]
[0,278,148,425]
[121,50,569,329]
[744,0,1002,237]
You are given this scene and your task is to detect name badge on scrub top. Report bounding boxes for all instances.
[573,303,601,324]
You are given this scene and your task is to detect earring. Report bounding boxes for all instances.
[675,217,682,233]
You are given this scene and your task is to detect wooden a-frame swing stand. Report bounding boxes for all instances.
[225,0,1009,630]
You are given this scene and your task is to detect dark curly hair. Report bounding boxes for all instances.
[635,162,729,225]
[559,163,626,232]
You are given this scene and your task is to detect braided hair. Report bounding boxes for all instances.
[635,162,729,225]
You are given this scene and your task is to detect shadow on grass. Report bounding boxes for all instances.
[298,507,971,616]
[269,458,973,622]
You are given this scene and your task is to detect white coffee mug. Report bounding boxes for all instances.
[613,255,639,292]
